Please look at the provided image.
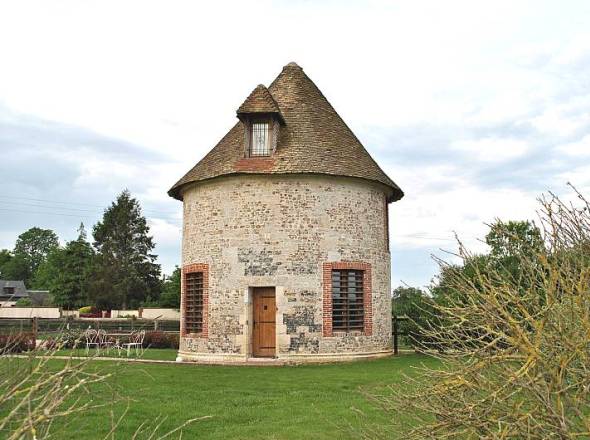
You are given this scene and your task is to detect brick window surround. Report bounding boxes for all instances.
[181,263,209,338]
[322,262,372,337]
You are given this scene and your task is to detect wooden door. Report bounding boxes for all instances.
[252,287,276,357]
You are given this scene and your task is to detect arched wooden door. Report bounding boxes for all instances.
[252,287,276,357]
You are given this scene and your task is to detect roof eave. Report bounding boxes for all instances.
[237,111,285,126]
[168,172,403,203]
[167,186,183,201]
[389,187,404,203]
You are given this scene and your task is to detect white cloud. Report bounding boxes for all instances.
[556,165,590,195]
[451,138,530,162]
[556,134,590,157]
[148,218,181,248]
[0,0,589,285]
[531,109,587,138]
[392,182,536,251]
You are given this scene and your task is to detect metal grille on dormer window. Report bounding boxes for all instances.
[331,270,364,332]
[185,272,204,334]
[250,122,270,156]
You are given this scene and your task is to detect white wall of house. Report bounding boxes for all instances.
[111,309,140,318]
[141,308,180,320]
[0,307,61,318]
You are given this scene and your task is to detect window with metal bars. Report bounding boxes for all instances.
[331,270,365,332]
[250,121,270,156]
[184,272,204,334]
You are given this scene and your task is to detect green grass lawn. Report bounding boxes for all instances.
[52,347,178,361]
[3,353,437,439]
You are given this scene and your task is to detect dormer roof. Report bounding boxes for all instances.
[237,84,284,123]
[168,62,404,202]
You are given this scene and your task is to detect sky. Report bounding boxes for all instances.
[0,0,589,289]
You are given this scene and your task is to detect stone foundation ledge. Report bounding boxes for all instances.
[175,349,393,366]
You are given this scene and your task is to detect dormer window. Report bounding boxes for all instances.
[250,120,271,157]
[236,84,285,159]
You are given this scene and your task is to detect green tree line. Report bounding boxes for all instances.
[392,219,544,347]
[0,190,180,310]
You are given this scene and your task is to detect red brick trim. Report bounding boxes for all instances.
[233,157,275,172]
[322,261,372,337]
[181,263,209,338]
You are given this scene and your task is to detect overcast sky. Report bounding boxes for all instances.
[0,0,589,288]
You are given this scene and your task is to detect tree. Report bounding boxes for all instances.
[0,249,14,279]
[392,286,434,346]
[0,249,11,275]
[377,189,590,438]
[159,266,181,308]
[392,286,427,317]
[12,227,59,285]
[35,224,94,309]
[486,219,544,261]
[0,251,30,282]
[431,254,491,306]
[430,222,544,306]
[486,220,545,286]
[88,190,161,309]
[33,248,65,290]
[15,297,32,306]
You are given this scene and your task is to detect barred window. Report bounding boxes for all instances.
[331,270,364,332]
[250,121,270,156]
[184,272,204,334]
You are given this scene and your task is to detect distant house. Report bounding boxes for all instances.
[0,280,28,307]
[0,280,50,307]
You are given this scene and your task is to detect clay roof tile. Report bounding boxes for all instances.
[237,84,282,118]
[168,63,403,202]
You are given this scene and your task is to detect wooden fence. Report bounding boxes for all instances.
[0,318,180,338]
[5,316,410,354]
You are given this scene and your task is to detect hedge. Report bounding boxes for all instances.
[142,331,179,349]
[0,332,36,354]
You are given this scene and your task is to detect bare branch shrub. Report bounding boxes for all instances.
[0,335,118,439]
[0,336,208,439]
[378,187,590,439]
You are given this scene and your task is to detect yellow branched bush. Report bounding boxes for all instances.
[379,187,590,439]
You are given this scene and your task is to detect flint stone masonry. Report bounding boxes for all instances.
[238,249,281,276]
[284,305,321,333]
[178,173,392,363]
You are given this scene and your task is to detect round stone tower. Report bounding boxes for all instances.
[168,62,403,364]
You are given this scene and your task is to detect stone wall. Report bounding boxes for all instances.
[179,174,392,363]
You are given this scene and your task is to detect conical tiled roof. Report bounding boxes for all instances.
[168,62,403,201]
